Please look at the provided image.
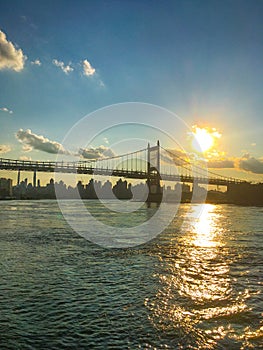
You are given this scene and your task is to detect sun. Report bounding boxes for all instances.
[193,127,214,151]
[191,126,221,152]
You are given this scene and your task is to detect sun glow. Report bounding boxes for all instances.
[191,126,221,152]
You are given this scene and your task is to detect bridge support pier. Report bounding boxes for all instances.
[146,141,163,204]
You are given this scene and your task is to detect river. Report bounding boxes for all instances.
[0,200,262,349]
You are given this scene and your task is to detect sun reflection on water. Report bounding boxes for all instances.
[177,204,230,304]
[145,204,256,349]
[192,204,222,248]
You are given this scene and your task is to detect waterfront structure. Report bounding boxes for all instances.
[0,177,13,198]
[1,175,262,205]
[1,141,261,204]
[227,182,263,206]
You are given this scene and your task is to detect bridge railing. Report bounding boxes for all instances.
[0,158,93,169]
[0,154,249,185]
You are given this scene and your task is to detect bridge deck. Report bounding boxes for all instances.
[0,158,246,186]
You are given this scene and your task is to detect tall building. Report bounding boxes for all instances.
[0,178,13,198]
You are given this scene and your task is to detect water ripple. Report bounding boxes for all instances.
[0,201,262,349]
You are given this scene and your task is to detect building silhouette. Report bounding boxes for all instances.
[0,176,261,205]
[0,178,13,198]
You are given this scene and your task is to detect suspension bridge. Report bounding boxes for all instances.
[0,141,246,202]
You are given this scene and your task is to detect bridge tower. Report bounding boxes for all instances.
[17,170,21,186]
[146,140,163,203]
[33,170,37,188]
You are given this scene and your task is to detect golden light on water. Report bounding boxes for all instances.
[178,204,229,303]
[192,204,221,248]
[146,204,253,349]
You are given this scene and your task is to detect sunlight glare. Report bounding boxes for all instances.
[192,204,219,248]
[191,126,221,152]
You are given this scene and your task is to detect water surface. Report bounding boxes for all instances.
[0,200,262,349]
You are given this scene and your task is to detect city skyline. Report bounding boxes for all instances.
[0,0,263,184]
[1,3,263,347]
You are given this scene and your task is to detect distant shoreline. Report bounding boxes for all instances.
[1,197,262,207]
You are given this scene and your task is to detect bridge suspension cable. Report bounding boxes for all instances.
[160,146,244,183]
[0,142,247,185]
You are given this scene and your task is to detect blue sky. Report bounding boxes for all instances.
[0,0,263,182]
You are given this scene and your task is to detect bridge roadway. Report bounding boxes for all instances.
[0,157,245,186]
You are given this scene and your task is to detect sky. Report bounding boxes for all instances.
[0,0,263,184]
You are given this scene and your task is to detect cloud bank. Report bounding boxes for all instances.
[16,129,70,155]
[208,154,263,174]
[0,30,26,71]
[207,159,234,169]
[238,154,263,174]
[165,148,263,175]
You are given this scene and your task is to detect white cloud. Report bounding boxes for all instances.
[19,155,31,161]
[0,30,26,71]
[16,129,70,155]
[15,129,115,159]
[52,59,73,74]
[79,145,115,159]
[0,107,13,114]
[0,144,11,154]
[83,59,96,76]
[31,59,41,66]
